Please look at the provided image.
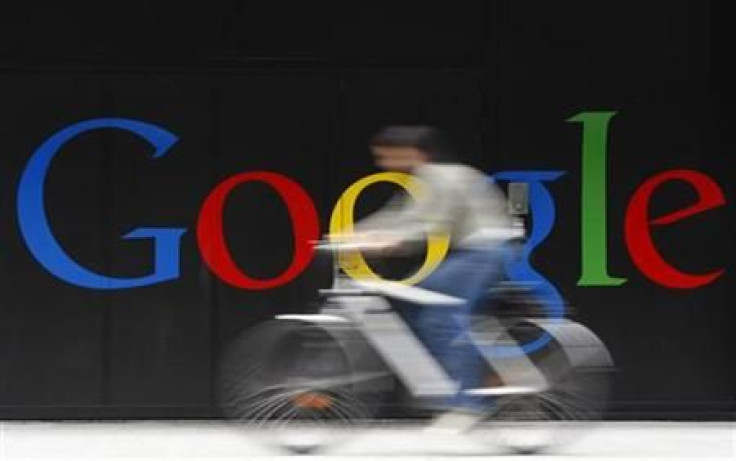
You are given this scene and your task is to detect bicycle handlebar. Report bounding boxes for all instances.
[310,238,391,252]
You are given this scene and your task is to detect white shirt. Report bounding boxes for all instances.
[355,163,517,249]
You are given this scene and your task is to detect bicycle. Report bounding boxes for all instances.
[219,236,614,455]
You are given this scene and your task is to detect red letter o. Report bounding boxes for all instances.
[196,171,319,290]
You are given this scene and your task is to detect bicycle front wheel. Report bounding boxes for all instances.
[219,319,385,454]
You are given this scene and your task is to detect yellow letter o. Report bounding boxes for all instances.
[329,172,450,285]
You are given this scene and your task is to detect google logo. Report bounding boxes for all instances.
[16,112,726,303]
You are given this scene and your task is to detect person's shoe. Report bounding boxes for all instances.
[423,409,484,435]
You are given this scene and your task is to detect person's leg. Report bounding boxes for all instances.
[414,248,503,412]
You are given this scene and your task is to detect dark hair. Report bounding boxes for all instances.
[369,125,457,163]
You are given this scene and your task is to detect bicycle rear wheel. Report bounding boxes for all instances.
[473,320,612,454]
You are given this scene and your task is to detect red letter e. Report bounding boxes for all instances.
[625,169,725,289]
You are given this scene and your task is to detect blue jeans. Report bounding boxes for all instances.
[396,247,503,412]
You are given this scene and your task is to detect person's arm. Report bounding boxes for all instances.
[352,194,406,233]
[378,168,459,245]
[347,167,459,251]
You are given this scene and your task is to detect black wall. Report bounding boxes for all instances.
[0,1,733,419]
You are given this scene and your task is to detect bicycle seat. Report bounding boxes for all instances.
[352,280,465,306]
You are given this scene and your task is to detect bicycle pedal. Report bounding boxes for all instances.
[462,385,548,396]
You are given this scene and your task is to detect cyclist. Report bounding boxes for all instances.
[344,125,515,432]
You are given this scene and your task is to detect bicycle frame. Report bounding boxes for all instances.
[274,243,609,401]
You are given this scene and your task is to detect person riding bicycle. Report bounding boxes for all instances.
[343,125,516,431]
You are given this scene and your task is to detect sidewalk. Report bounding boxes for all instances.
[0,420,733,460]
